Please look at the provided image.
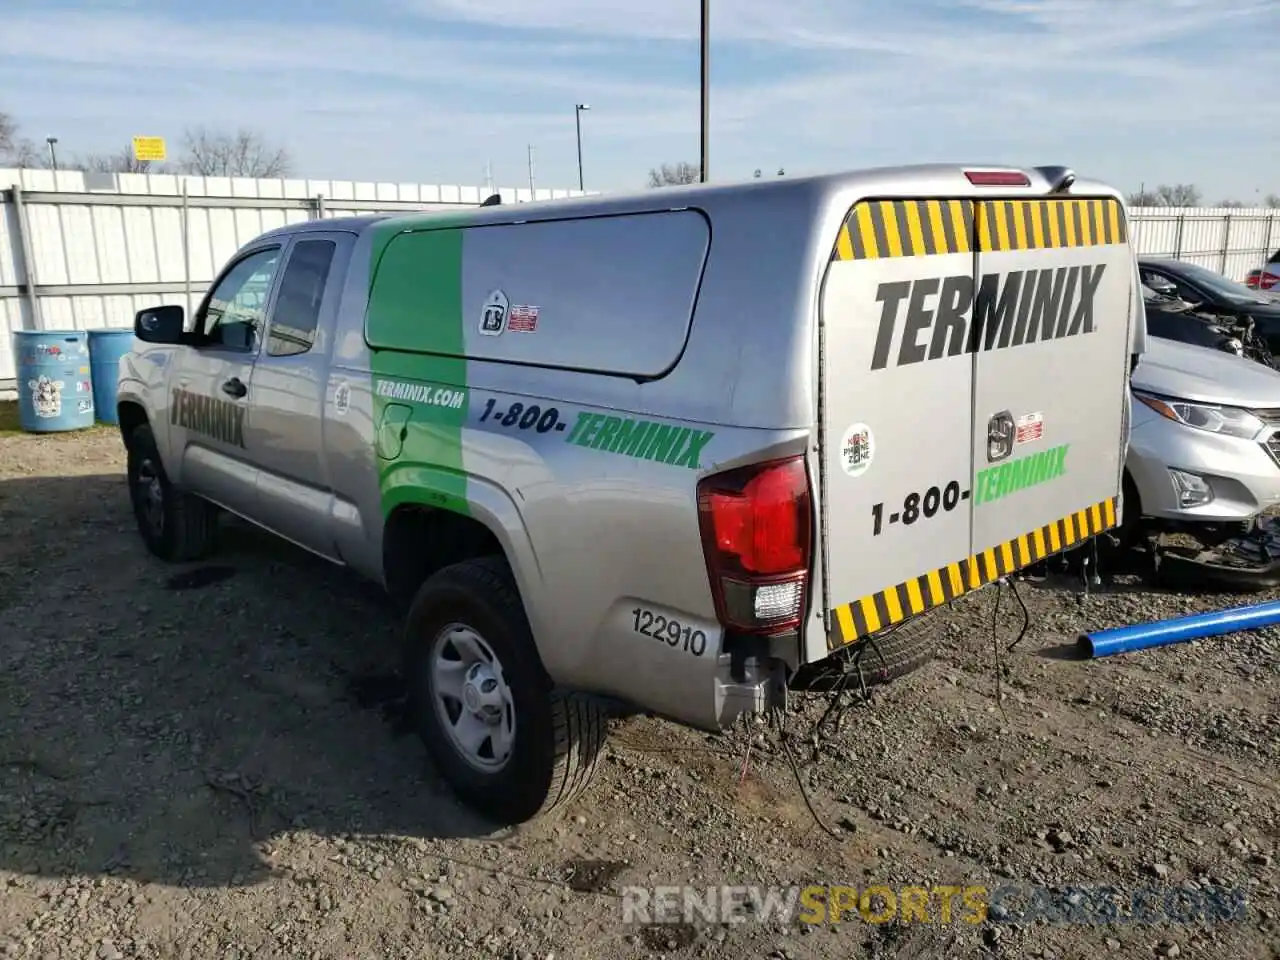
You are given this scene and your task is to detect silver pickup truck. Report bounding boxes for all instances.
[117,165,1144,823]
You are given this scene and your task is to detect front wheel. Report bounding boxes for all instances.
[403,557,607,824]
[126,423,218,562]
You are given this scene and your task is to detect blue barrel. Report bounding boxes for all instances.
[12,330,95,433]
[87,328,136,425]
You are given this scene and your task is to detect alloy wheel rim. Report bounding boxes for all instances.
[428,622,516,773]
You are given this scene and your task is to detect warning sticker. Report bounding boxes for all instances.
[1016,411,1044,446]
[508,304,539,333]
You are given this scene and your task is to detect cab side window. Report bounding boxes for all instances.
[200,247,282,350]
[1141,269,1196,303]
[267,240,337,358]
[1168,278,1204,303]
[1139,268,1168,290]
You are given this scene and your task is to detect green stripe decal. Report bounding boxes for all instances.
[367,222,473,517]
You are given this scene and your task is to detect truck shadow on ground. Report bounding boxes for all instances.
[0,473,506,890]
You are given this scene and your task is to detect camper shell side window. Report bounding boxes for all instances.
[366,210,711,379]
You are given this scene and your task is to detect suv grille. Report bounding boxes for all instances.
[1264,432,1280,468]
[1247,409,1280,468]
[1251,408,1280,426]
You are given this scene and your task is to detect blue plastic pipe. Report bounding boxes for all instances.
[1079,598,1280,658]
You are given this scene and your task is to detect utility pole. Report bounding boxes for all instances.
[527,144,536,195]
[574,104,590,191]
[46,137,59,172]
[485,160,494,196]
[700,0,709,182]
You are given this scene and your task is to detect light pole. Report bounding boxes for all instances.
[574,103,590,191]
[46,137,59,171]
[700,0,709,182]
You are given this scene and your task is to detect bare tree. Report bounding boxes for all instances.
[1219,199,1246,208]
[7,139,44,168]
[1128,184,1202,207]
[1265,193,1280,209]
[0,110,46,168]
[647,161,701,187]
[177,127,292,178]
[0,110,15,158]
[77,144,165,175]
[1156,183,1202,207]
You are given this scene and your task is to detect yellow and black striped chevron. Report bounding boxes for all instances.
[830,197,1128,262]
[827,496,1119,650]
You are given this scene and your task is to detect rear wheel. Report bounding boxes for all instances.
[126,423,218,562]
[403,557,606,824]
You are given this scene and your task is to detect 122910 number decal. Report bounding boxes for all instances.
[871,480,970,536]
[632,607,708,657]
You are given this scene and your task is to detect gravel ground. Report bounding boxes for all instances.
[1,413,1276,960]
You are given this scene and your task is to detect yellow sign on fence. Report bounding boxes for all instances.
[131,136,167,162]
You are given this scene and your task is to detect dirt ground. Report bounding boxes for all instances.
[1,412,1276,960]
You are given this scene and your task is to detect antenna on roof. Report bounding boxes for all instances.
[480,193,502,207]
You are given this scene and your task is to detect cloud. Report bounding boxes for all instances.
[0,11,675,101]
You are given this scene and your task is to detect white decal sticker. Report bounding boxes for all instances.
[507,304,539,333]
[479,289,509,337]
[333,380,351,416]
[839,422,875,477]
[1016,411,1044,445]
[28,376,65,418]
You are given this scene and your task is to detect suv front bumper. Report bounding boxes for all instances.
[1127,404,1280,522]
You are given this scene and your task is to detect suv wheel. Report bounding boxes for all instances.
[126,423,218,562]
[404,557,606,824]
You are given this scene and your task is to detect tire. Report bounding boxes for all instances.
[843,616,939,687]
[1115,471,1145,551]
[125,423,218,562]
[792,615,938,692]
[403,557,607,824]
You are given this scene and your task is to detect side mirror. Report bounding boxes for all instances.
[135,305,185,344]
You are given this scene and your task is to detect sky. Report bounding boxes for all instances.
[1,0,1277,201]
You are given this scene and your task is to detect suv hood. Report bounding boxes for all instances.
[1132,338,1280,408]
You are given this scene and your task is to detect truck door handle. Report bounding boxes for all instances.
[222,377,248,399]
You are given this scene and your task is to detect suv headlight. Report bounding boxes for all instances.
[1133,390,1265,440]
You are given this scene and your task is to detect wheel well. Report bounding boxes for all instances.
[383,505,504,610]
[117,401,148,444]
[1122,468,1142,517]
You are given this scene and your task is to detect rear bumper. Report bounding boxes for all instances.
[1126,405,1280,522]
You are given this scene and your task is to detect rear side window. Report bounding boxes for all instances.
[367,210,710,378]
[268,239,337,357]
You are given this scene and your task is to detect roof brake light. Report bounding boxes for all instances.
[965,170,1031,187]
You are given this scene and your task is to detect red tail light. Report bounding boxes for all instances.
[1251,271,1279,290]
[697,456,812,634]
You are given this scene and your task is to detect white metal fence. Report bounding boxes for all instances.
[3,167,1278,394]
[1129,207,1280,282]
[0,167,590,391]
